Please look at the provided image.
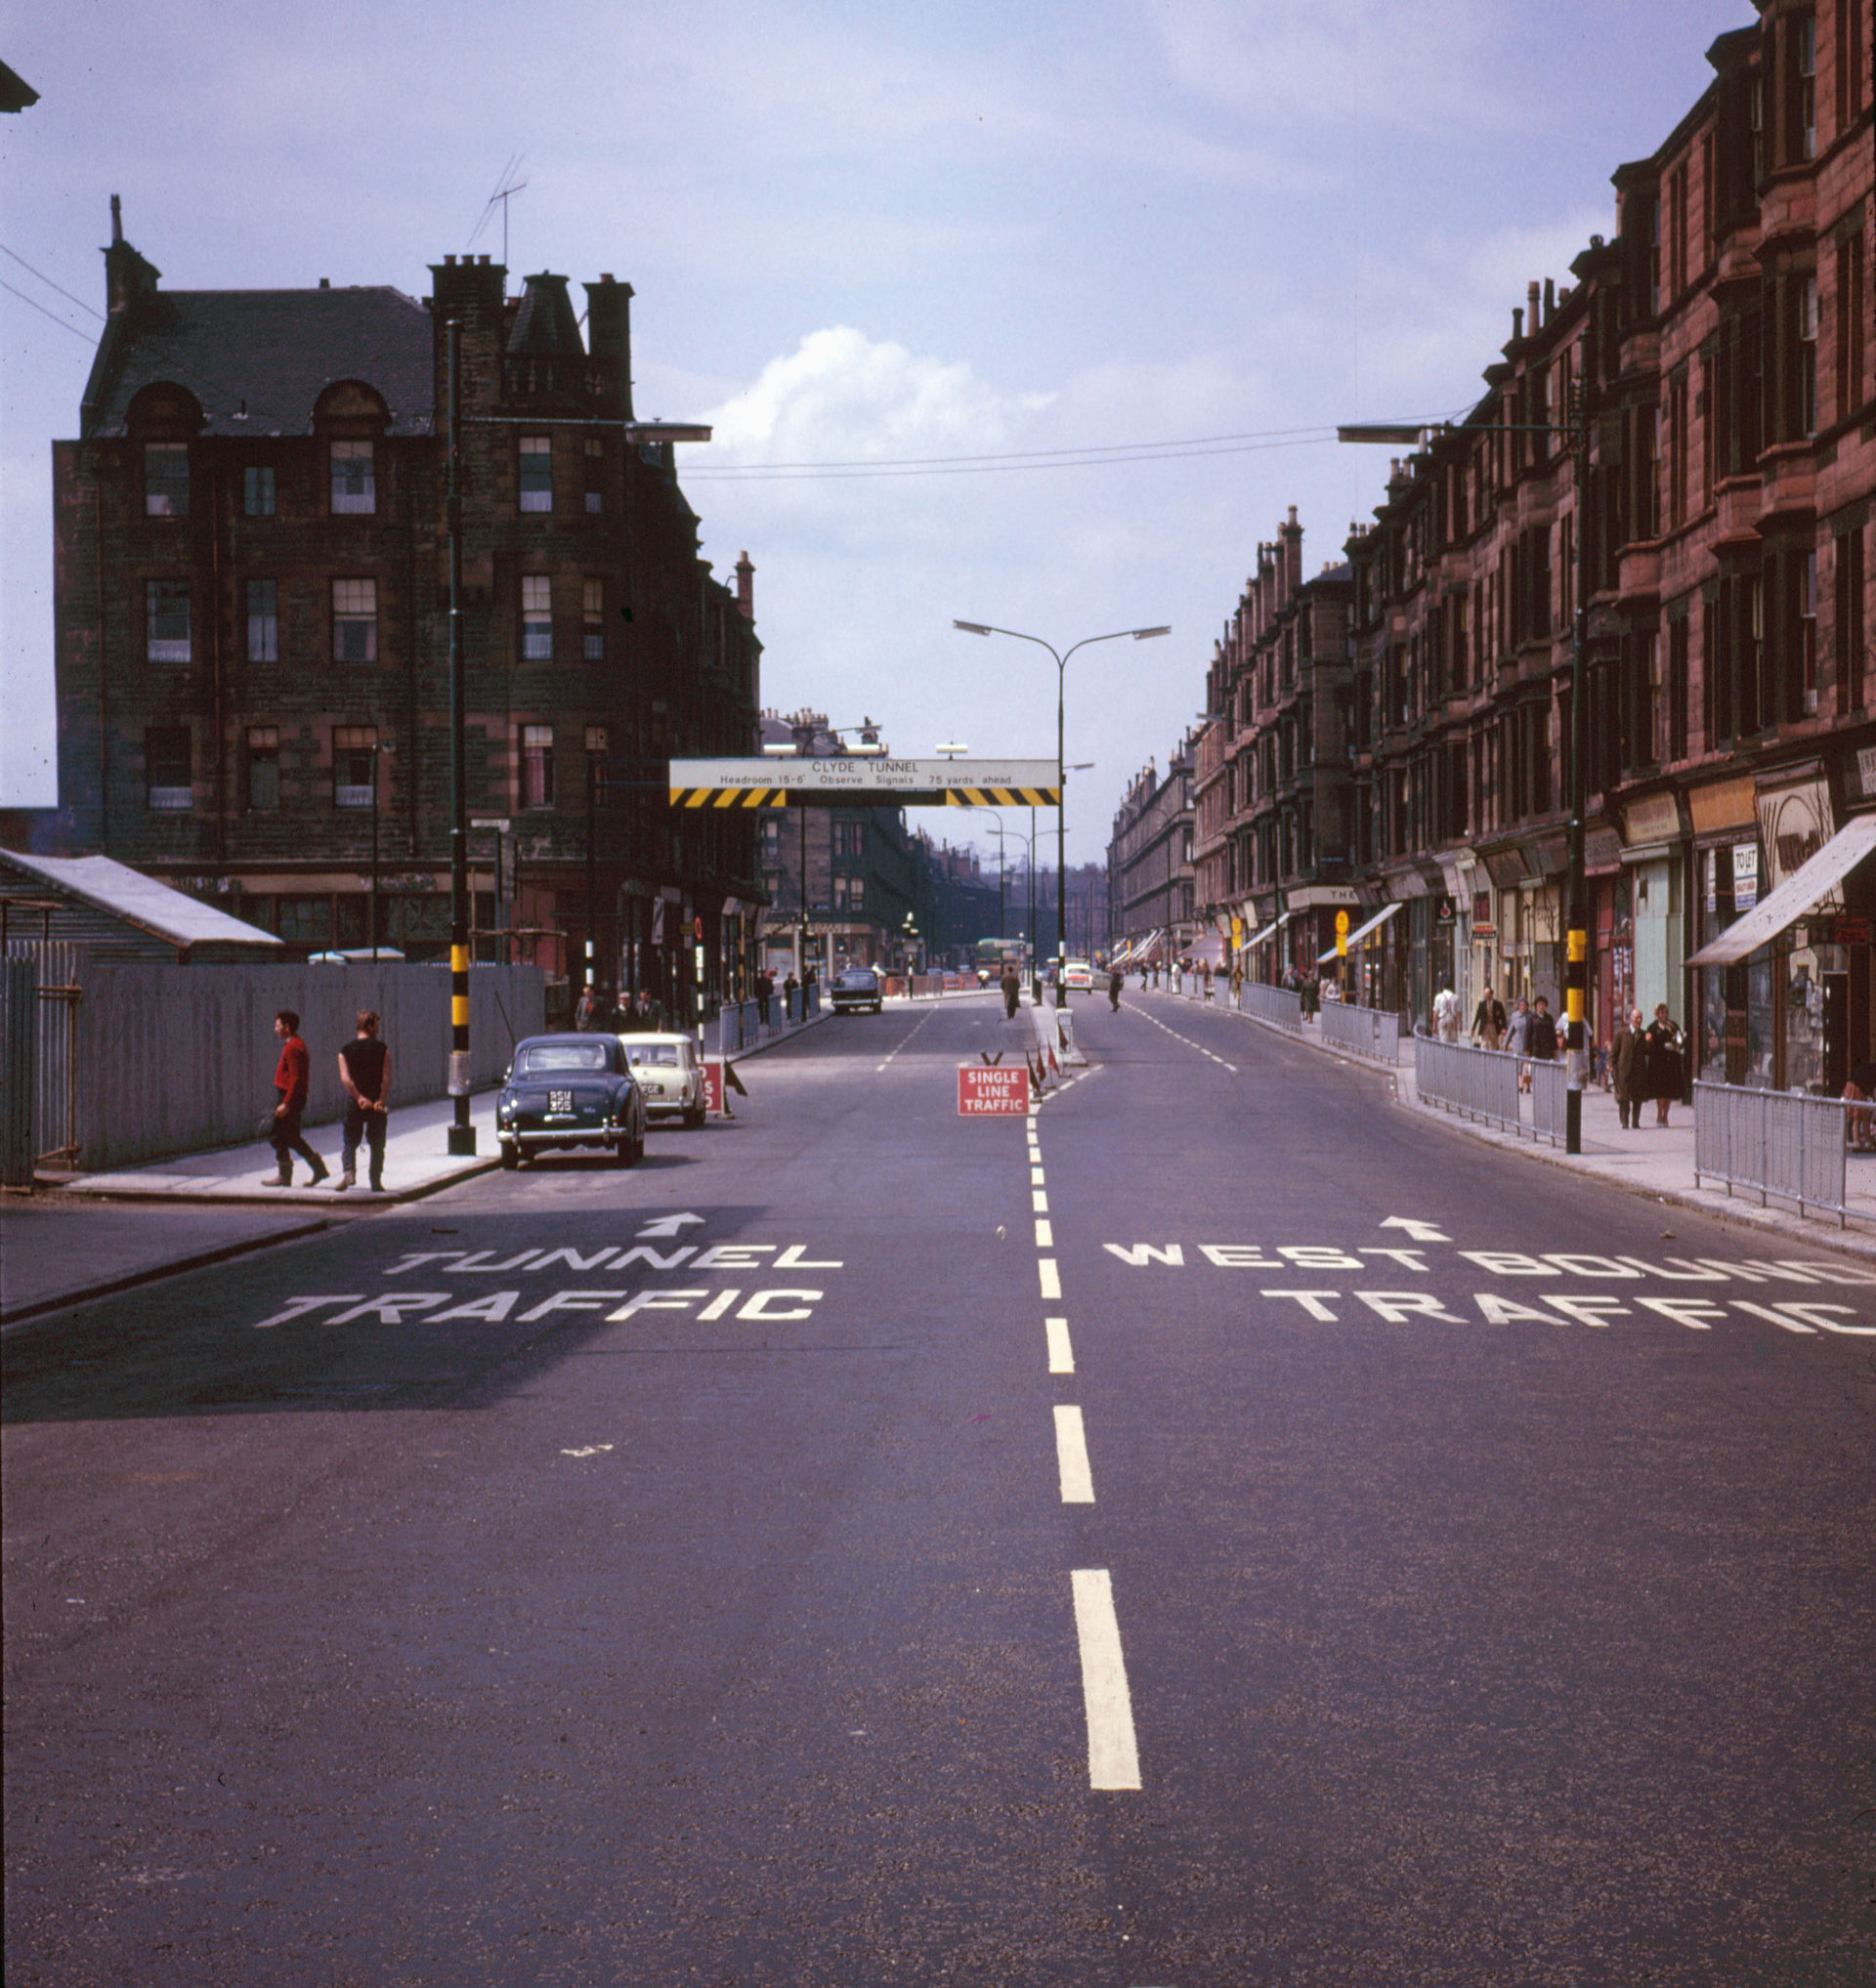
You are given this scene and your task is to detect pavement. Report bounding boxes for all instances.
[2,1004,845,1326]
[1143,980,1876,1262]
[8,981,1873,1329]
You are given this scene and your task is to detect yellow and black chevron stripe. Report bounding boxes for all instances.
[943,786,1060,807]
[667,783,1060,808]
[668,786,794,808]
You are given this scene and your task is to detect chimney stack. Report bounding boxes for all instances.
[734,551,754,620]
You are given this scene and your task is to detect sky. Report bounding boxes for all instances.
[1,0,1754,866]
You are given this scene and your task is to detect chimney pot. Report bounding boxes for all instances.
[478,253,490,266]
[320,276,330,289]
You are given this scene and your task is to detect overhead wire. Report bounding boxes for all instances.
[0,242,105,319]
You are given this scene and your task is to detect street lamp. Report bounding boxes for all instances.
[955,620,1169,1004]
[982,814,1038,951]
[1341,396,1593,1151]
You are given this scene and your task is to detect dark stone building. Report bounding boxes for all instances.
[1192,511,1358,983]
[52,199,762,1016]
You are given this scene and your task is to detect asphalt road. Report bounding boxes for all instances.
[5,990,1873,1985]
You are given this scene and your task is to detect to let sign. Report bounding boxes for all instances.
[958,1064,1030,1116]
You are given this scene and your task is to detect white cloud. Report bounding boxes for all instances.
[701,325,1045,463]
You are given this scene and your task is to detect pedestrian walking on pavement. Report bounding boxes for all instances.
[1471,990,1506,1050]
[1611,1007,1643,1129]
[1506,995,1533,1090]
[1528,994,1559,1061]
[265,1009,328,1187]
[755,968,773,1027]
[1434,986,1461,1042]
[1643,1003,1685,1125]
[1002,965,1023,1020]
[1107,966,1124,1012]
[1229,961,1244,1010]
[335,1009,391,1192]
[1841,1060,1876,1150]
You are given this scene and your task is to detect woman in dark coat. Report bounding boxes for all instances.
[1642,1003,1685,1125]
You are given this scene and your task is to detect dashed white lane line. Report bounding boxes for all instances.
[1135,1003,1238,1075]
[1054,1405,1095,1502]
[1030,1165,1046,1186]
[1035,1218,1054,1248]
[1071,1569,1141,1791]
[1040,1258,1061,1300]
[1032,1188,1049,1212]
[1045,1316,1075,1373]
[874,1006,942,1074]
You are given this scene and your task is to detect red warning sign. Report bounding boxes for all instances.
[958,1063,1030,1116]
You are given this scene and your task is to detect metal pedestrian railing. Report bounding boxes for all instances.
[1241,982,1302,1034]
[1414,1033,1523,1133]
[1320,1000,1409,1064]
[1528,1056,1569,1146]
[1692,1079,1851,1224]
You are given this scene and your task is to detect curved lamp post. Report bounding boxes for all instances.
[954,620,1169,1004]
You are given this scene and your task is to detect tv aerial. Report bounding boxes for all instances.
[469,154,528,270]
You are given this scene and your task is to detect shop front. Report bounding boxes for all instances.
[1685,805,1876,1093]
[1624,787,1690,1028]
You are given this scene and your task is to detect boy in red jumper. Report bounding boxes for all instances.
[266,1009,329,1187]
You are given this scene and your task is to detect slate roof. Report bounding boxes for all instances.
[0,850,283,954]
[82,285,436,439]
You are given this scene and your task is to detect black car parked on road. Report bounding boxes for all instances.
[496,1034,648,1168]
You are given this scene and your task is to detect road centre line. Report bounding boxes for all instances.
[1036,1218,1053,1248]
[1040,1258,1061,1300]
[1033,1189,1048,1211]
[1054,1405,1095,1502]
[1134,1004,1237,1075]
[1071,1570,1141,1791]
[1045,1316,1075,1373]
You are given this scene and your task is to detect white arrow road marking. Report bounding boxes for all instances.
[1380,1217,1451,1242]
[636,1212,706,1239]
[1071,1570,1141,1791]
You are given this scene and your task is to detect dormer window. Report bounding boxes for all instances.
[330,440,375,514]
[145,443,189,517]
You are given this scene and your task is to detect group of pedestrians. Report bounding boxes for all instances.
[266,1008,391,1191]
[1466,989,1686,1123]
[1610,1006,1688,1128]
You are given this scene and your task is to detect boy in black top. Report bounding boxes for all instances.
[335,1009,391,1192]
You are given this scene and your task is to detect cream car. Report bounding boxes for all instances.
[619,1032,707,1127]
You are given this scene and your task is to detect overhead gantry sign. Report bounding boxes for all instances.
[668,758,1061,809]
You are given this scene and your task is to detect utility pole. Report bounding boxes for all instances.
[446,317,475,1155]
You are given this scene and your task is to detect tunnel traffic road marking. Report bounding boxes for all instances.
[1071,1570,1141,1791]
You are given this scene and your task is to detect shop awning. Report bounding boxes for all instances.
[1685,813,1876,966]
[1243,911,1292,950]
[1317,899,1402,966]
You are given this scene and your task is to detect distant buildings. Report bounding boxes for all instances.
[1107,738,1197,969]
[51,201,762,1018]
[750,710,1001,975]
[1113,0,1873,1091]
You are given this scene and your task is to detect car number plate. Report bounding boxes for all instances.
[548,1088,575,1115]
